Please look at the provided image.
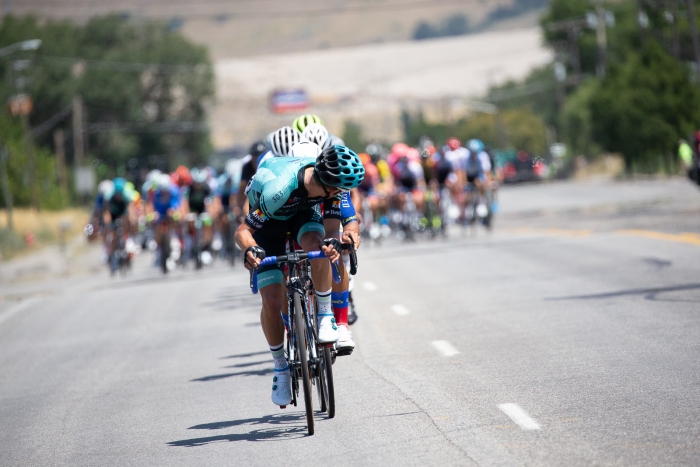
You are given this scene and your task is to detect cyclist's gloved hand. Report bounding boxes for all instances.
[321,238,341,263]
[244,245,265,270]
[341,230,359,251]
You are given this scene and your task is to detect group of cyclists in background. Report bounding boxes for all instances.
[86,128,501,278]
[85,113,499,414]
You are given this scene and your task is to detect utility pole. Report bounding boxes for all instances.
[567,26,582,84]
[53,129,68,194]
[665,0,681,59]
[595,0,608,78]
[546,19,585,84]
[688,0,700,84]
[19,111,39,211]
[0,146,13,231]
[637,0,649,45]
[72,95,84,167]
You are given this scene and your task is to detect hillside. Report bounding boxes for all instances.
[210,27,552,148]
[10,0,545,58]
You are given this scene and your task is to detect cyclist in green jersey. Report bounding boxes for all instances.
[235,146,365,406]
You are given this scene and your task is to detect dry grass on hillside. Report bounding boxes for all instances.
[0,208,89,240]
[12,0,519,58]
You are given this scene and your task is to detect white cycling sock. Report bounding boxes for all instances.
[270,343,288,372]
[317,288,333,320]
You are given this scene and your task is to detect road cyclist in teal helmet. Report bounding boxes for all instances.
[234,144,364,408]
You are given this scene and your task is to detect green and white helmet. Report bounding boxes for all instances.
[292,114,324,133]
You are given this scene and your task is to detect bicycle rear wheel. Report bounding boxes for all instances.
[160,231,171,274]
[293,291,314,436]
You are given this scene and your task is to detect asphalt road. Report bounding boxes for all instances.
[1,177,699,466]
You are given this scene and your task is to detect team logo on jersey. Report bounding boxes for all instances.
[252,209,266,220]
[332,199,341,209]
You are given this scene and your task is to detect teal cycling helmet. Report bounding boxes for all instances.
[314,145,365,190]
[113,177,127,193]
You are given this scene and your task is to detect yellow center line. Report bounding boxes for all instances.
[614,230,700,246]
[503,227,593,238]
[503,227,700,246]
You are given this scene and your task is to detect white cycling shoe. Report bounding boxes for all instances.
[318,316,339,343]
[336,325,355,354]
[271,371,292,407]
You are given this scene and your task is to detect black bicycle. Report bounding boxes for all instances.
[250,242,357,436]
[107,218,130,277]
[222,211,241,267]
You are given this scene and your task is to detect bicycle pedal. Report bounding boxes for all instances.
[336,348,354,357]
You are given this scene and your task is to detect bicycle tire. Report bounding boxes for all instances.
[293,291,314,436]
[322,345,335,418]
[307,293,328,414]
[317,360,328,413]
[160,233,170,274]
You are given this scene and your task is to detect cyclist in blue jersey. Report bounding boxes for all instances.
[297,120,364,332]
[235,146,364,407]
[289,136,361,351]
[152,174,182,248]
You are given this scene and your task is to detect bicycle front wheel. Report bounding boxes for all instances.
[294,291,314,436]
[322,345,335,418]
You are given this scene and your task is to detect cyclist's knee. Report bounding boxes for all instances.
[260,282,285,313]
[299,230,324,251]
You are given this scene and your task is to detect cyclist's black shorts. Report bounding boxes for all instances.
[253,206,324,279]
[109,210,126,224]
[190,204,206,215]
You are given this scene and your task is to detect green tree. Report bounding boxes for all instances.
[589,41,700,173]
[403,108,547,156]
[0,14,214,176]
[341,120,365,153]
[487,65,559,132]
[562,78,602,158]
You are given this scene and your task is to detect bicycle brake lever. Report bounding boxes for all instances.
[348,249,358,276]
[250,267,259,294]
[331,261,341,284]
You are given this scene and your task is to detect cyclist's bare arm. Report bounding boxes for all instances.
[234,222,261,270]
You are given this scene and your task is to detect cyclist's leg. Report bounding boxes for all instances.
[199,212,213,250]
[293,208,338,344]
[253,224,292,406]
[323,217,354,351]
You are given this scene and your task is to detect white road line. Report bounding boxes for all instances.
[498,403,541,430]
[391,304,410,316]
[0,298,40,328]
[431,340,460,357]
[363,281,377,291]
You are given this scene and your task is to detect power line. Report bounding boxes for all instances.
[37,55,209,74]
[86,121,208,133]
